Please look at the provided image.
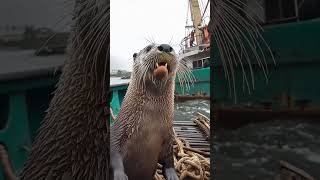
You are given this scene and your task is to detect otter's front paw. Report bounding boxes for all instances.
[164,168,178,180]
[113,170,128,180]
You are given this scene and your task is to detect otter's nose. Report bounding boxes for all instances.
[158,44,173,53]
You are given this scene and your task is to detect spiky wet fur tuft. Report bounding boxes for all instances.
[21,0,110,179]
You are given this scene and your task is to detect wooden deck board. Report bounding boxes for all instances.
[173,120,210,153]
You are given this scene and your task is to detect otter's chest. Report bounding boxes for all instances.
[120,98,172,151]
[123,120,167,155]
[122,122,167,179]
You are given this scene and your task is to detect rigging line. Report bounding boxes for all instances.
[186,0,190,25]
[201,0,210,23]
[185,0,190,38]
[200,0,205,15]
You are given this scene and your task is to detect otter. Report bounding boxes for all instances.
[20,0,110,179]
[111,44,179,180]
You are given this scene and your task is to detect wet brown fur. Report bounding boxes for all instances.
[111,46,177,180]
[20,0,110,179]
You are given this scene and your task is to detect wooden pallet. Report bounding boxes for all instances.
[173,113,210,153]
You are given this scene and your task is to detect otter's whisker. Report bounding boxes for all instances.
[211,0,276,102]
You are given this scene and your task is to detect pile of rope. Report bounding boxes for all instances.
[155,136,210,180]
[193,112,210,140]
[155,113,211,180]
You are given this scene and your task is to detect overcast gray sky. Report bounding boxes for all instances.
[110,0,190,71]
[0,0,209,71]
[0,0,71,32]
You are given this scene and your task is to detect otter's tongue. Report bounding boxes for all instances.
[153,63,168,80]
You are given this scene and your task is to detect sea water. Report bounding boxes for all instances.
[213,119,320,179]
[173,100,319,179]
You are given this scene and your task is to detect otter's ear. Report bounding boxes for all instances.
[133,53,137,60]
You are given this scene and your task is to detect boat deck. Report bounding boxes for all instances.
[173,113,210,153]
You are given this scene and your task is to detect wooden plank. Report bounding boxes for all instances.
[175,130,202,133]
[174,126,197,129]
[175,131,202,134]
[173,123,196,126]
[173,117,210,156]
[175,134,201,137]
[174,129,199,132]
[186,140,208,143]
[176,136,204,139]
[196,148,210,152]
[174,126,198,128]
[183,137,208,140]
[176,135,204,139]
[280,160,315,180]
[189,142,210,145]
[190,146,210,149]
[174,131,200,134]
[189,143,210,147]
[173,126,197,129]
[182,138,205,140]
[174,126,198,131]
[183,147,210,156]
[173,121,196,125]
[177,137,205,140]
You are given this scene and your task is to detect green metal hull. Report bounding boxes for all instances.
[175,67,210,96]
[0,77,57,178]
[213,18,320,107]
[110,84,129,117]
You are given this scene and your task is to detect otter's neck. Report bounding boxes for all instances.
[117,78,175,127]
[132,78,175,99]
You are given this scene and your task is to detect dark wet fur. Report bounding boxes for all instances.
[20,0,110,179]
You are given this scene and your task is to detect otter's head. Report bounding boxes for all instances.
[132,43,179,89]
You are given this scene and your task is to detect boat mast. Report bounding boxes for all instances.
[189,0,203,46]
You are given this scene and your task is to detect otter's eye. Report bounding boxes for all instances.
[145,45,152,53]
[133,53,137,58]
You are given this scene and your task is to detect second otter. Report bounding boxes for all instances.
[111,44,179,180]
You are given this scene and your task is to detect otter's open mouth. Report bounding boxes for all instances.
[156,62,171,72]
[153,62,170,80]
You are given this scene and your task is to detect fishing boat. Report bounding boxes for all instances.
[175,0,210,99]
[0,10,73,177]
[212,0,320,128]
[0,50,63,178]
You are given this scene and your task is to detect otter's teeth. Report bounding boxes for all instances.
[156,63,159,68]
[165,63,168,68]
